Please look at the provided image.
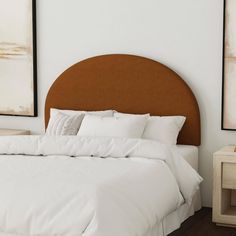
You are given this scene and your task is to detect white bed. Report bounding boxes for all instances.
[0,136,201,236]
[0,55,202,236]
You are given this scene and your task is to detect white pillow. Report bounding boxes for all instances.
[77,115,148,138]
[114,112,185,145]
[114,112,150,118]
[46,112,84,135]
[50,108,113,118]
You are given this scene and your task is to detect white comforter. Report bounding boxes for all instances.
[0,136,202,236]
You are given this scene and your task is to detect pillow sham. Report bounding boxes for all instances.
[77,115,148,138]
[50,108,113,118]
[114,112,185,145]
[46,112,84,135]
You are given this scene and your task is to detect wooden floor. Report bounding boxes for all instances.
[169,208,236,236]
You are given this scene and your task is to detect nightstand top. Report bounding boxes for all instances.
[0,129,30,136]
[214,146,236,157]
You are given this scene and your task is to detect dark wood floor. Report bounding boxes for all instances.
[169,208,236,236]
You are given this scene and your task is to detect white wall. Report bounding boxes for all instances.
[0,0,232,207]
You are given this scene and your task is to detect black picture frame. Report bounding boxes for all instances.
[0,0,37,117]
[221,0,236,130]
[221,0,227,130]
[32,0,38,117]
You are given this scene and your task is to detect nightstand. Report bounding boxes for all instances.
[0,129,30,136]
[213,146,236,227]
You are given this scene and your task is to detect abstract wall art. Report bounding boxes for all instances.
[0,0,37,116]
[222,0,236,129]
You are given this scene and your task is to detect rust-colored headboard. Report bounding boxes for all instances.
[45,54,201,145]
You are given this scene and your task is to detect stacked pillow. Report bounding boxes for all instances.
[114,112,185,145]
[78,114,149,139]
[46,109,113,136]
[50,108,113,118]
[46,112,84,136]
[46,108,186,145]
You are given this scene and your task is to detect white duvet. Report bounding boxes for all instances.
[0,136,202,236]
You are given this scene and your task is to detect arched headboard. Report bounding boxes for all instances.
[45,54,201,145]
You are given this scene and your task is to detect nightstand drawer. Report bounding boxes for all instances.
[223,163,236,189]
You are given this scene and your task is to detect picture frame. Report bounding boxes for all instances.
[222,0,236,130]
[0,0,37,117]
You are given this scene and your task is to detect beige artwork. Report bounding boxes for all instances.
[223,0,236,129]
[0,0,36,116]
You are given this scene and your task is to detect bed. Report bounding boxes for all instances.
[0,54,201,236]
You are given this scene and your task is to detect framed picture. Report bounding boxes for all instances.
[222,0,236,129]
[0,0,37,116]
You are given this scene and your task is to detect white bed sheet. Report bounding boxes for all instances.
[176,144,201,211]
[0,138,201,236]
[145,189,201,236]
[144,145,201,236]
[0,155,184,236]
[0,196,201,236]
[175,145,199,171]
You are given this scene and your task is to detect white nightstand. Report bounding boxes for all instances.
[213,146,236,227]
[0,129,30,136]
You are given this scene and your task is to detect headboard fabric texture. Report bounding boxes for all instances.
[45,54,201,146]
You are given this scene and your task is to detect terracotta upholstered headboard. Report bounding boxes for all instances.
[45,54,201,146]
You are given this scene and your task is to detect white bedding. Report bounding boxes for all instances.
[176,145,198,171]
[0,136,202,236]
